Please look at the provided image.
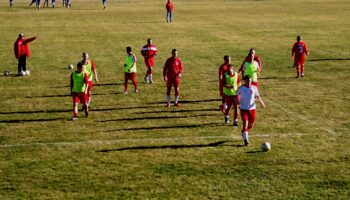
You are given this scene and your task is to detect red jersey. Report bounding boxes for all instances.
[163,57,183,78]
[218,63,229,81]
[239,55,262,72]
[141,44,158,58]
[292,41,308,61]
[166,2,174,11]
[14,37,37,59]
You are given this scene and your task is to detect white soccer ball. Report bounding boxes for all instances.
[260,142,271,152]
[26,70,30,76]
[3,70,9,76]
[68,64,74,70]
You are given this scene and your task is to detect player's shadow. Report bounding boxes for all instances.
[96,113,220,123]
[246,150,266,154]
[309,58,350,62]
[104,122,222,132]
[0,117,68,123]
[134,108,218,114]
[97,140,231,152]
[24,92,116,98]
[148,98,221,105]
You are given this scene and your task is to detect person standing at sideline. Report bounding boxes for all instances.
[292,35,309,78]
[14,33,37,76]
[70,62,89,120]
[80,52,99,107]
[218,55,231,113]
[236,75,265,146]
[123,47,139,94]
[163,49,183,107]
[222,64,241,126]
[166,0,174,23]
[141,38,158,84]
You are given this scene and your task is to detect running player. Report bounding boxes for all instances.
[123,47,139,94]
[218,55,231,113]
[236,75,265,146]
[222,64,241,126]
[238,48,262,74]
[141,38,158,84]
[163,49,184,107]
[80,52,99,107]
[70,62,89,120]
[292,35,309,78]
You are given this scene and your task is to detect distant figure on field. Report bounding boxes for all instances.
[141,38,158,84]
[80,52,98,107]
[241,52,260,88]
[102,0,107,10]
[51,0,55,8]
[70,62,89,120]
[237,75,265,146]
[123,47,139,94]
[292,35,309,78]
[43,0,48,7]
[30,0,40,10]
[166,0,174,22]
[14,33,37,75]
[221,64,241,126]
[9,0,14,7]
[218,55,231,113]
[163,49,183,107]
[238,48,262,75]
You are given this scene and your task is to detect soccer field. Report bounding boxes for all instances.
[0,0,350,199]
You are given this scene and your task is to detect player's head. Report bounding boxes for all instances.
[297,35,302,42]
[227,64,234,74]
[244,75,252,86]
[248,52,255,62]
[249,48,256,55]
[172,49,178,57]
[77,62,84,72]
[18,33,24,39]
[126,46,132,54]
[147,38,152,45]
[82,52,89,62]
[223,55,231,64]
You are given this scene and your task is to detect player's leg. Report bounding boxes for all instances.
[174,78,180,107]
[72,93,79,120]
[86,81,93,106]
[166,10,169,22]
[295,61,301,78]
[233,95,239,126]
[224,96,233,125]
[301,63,305,77]
[247,109,256,131]
[240,109,249,145]
[124,73,129,94]
[169,11,173,22]
[131,72,138,92]
[166,80,172,107]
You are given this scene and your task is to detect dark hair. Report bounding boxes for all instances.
[147,38,152,42]
[126,46,132,52]
[77,62,83,68]
[244,75,251,80]
[224,55,229,60]
[172,49,177,53]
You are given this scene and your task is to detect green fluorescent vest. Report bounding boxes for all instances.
[223,72,238,96]
[124,54,137,73]
[83,60,94,81]
[72,71,86,93]
[244,62,257,82]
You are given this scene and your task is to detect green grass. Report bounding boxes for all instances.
[0,0,350,199]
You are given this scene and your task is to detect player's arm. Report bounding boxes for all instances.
[91,60,99,82]
[256,94,265,108]
[23,37,37,44]
[178,60,183,78]
[304,44,309,56]
[70,73,73,96]
[84,73,89,94]
[291,44,296,57]
[237,75,241,87]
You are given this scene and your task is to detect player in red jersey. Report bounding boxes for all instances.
[292,35,309,78]
[14,33,37,76]
[166,0,174,22]
[80,52,99,107]
[238,48,262,75]
[141,39,158,84]
[218,55,231,113]
[163,49,184,107]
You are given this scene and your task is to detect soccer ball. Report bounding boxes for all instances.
[68,64,74,70]
[260,142,271,152]
[26,70,30,76]
[3,70,9,76]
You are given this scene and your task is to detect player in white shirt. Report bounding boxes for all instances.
[236,75,265,146]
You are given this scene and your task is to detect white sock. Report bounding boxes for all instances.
[167,95,171,104]
[149,74,153,81]
[174,96,179,104]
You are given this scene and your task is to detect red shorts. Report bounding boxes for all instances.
[72,93,86,104]
[166,76,180,88]
[294,57,305,66]
[240,109,256,123]
[144,57,155,68]
[252,81,259,88]
[125,72,137,81]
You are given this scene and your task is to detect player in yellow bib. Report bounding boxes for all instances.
[123,46,138,94]
[221,64,241,126]
[70,62,89,120]
[81,52,99,107]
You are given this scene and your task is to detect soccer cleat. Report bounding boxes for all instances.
[123,91,128,95]
[174,103,180,107]
[301,73,305,77]
[224,116,229,125]
[84,108,89,117]
[134,89,139,93]
[233,120,238,126]
[149,79,153,84]
[165,103,171,108]
[244,139,249,146]
[72,117,78,121]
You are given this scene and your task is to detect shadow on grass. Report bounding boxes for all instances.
[246,150,265,154]
[134,108,218,114]
[309,58,350,62]
[97,140,231,152]
[104,122,223,132]
[0,117,68,123]
[148,98,221,105]
[96,113,220,122]
[24,92,116,98]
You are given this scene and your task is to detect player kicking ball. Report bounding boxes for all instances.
[70,62,89,120]
[236,75,265,146]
